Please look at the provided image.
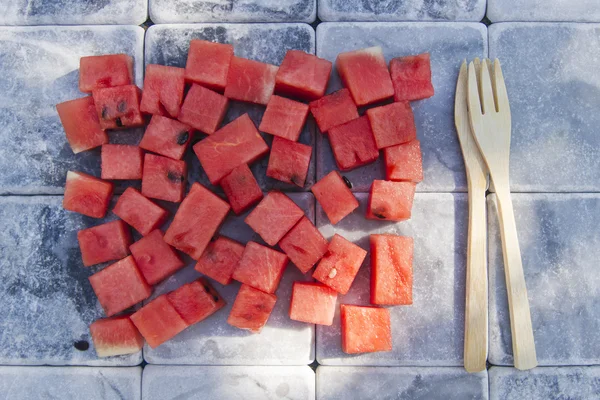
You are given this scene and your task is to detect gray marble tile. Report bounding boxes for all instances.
[488,193,600,366]
[488,0,600,23]
[489,366,600,400]
[317,366,488,400]
[316,193,467,366]
[489,23,600,192]
[149,0,316,24]
[316,22,487,192]
[0,366,141,400]
[144,193,315,365]
[0,26,145,195]
[145,24,316,193]
[0,196,142,366]
[0,0,147,25]
[142,365,315,400]
[319,0,485,22]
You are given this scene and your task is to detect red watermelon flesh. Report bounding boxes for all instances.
[63,171,113,218]
[89,256,152,317]
[311,171,359,225]
[220,163,263,215]
[129,229,184,286]
[232,241,288,294]
[244,191,304,246]
[384,139,423,183]
[309,88,358,134]
[227,284,277,333]
[93,85,144,129]
[164,182,230,260]
[140,64,185,118]
[195,236,245,285]
[289,282,337,325]
[89,315,144,357]
[366,101,416,149]
[312,234,367,295]
[275,50,332,101]
[266,137,312,187]
[328,116,379,171]
[139,115,192,161]
[336,46,394,106]
[193,114,269,185]
[279,216,328,274]
[370,234,413,305]
[79,54,133,93]
[224,56,278,105]
[78,219,132,267]
[113,188,169,236]
[185,39,233,91]
[141,153,187,203]
[258,95,309,142]
[390,53,434,102]
[167,278,226,325]
[56,96,107,154]
[130,294,188,348]
[178,84,229,135]
[101,144,144,180]
[341,304,392,354]
[367,180,416,221]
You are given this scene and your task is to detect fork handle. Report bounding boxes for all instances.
[464,183,488,372]
[495,189,537,370]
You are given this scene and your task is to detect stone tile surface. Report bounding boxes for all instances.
[488,0,600,23]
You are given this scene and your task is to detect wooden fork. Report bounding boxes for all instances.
[467,58,537,370]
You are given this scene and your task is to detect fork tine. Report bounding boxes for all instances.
[478,59,496,114]
[492,59,510,114]
[467,61,483,126]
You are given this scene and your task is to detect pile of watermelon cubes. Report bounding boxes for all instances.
[57,41,433,357]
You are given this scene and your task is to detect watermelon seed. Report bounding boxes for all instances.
[177,131,189,145]
[328,268,338,279]
[372,209,387,219]
[212,295,220,302]
[117,100,127,113]
[203,284,211,292]
[167,171,184,183]
[290,174,302,186]
[342,176,353,189]
[115,117,123,128]
[74,340,89,351]
[101,106,108,120]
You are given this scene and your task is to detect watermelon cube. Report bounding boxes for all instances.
[195,236,245,285]
[227,284,277,333]
[275,50,332,101]
[244,191,304,246]
[89,315,144,357]
[63,171,113,218]
[336,46,394,106]
[193,114,269,185]
[328,116,379,171]
[384,139,423,183]
[78,219,132,267]
[259,95,309,142]
[370,234,413,305]
[366,102,417,149]
[178,84,229,135]
[130,294,188,348]
[167,278,226,325]
[289,282,337,326]
[79,54,134,93]
[141,154,187,203]
[139,115,193,161]
[220,164,263,215]
[164,183,230,260]
[341,305,392,354]
[390,53,434,102]
[113,188,169,236]
[279,216,328,274]
[92,85,144,129]
[311,171,359,225]
[185,39,234,91]
[224,56,278,105]
[56,96,107,154]
[312,234,367,295]
[367,180,416,221]
[232,241,288,294]
[101,144,144,180]
[309,89,358,134]
[140,64,185,118]
[88,256,152,317]
[129,229,184,286]
[266,137,312,187]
